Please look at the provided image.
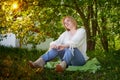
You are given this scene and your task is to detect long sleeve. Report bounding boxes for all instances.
[50,31,66,46]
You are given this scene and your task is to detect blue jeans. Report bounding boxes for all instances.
[41,48,86,66]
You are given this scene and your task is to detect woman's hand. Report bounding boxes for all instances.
[50,44,69,50]
[57,44,69,51]
[50,44,58,49]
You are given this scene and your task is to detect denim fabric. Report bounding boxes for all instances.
[41,48,86,66]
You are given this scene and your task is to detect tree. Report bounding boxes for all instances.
[0,0,119,51]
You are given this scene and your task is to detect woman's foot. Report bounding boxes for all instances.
[28,61,36,68]
[55,61,67,72]
[28,58,45,68]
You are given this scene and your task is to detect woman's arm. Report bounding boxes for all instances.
[57,44,69,50]
[49,31,66,49]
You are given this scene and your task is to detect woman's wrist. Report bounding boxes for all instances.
[63,44,69,48]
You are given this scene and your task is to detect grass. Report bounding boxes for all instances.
[0,46,120,80]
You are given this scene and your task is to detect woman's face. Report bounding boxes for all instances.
[64,17,75,30]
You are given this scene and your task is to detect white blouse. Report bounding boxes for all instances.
[50,28,89,61]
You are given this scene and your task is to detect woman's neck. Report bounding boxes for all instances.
[69,29,77,36]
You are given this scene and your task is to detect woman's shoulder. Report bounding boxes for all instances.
[60,31,68,37]
[77,27,86,32]
[62,31,68,34]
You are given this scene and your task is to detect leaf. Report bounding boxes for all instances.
[66,58,101,73]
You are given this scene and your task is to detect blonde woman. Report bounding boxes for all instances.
[29,16,89,72]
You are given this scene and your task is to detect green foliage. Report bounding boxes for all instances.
[0,0,119,50]
[0,0,80,46]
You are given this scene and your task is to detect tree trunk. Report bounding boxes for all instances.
[101,17,108,51]
[74,0,96,51]
[98,17,108,51]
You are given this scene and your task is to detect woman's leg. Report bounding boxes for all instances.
[70,48,86,66]
[55,48,71,72]
[56,48,85,72]
[61,48,85,66]
[61,48,74,65]
[41,49,59,62]
[29,48,59,68]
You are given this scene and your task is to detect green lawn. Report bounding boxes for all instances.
[0,46,120,80]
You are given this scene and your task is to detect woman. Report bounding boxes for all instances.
[29,16,89,72]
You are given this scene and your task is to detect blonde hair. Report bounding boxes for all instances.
[62,16,77,31]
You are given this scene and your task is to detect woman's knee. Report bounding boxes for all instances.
[48,48,58,53]
[64,48,71,52]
